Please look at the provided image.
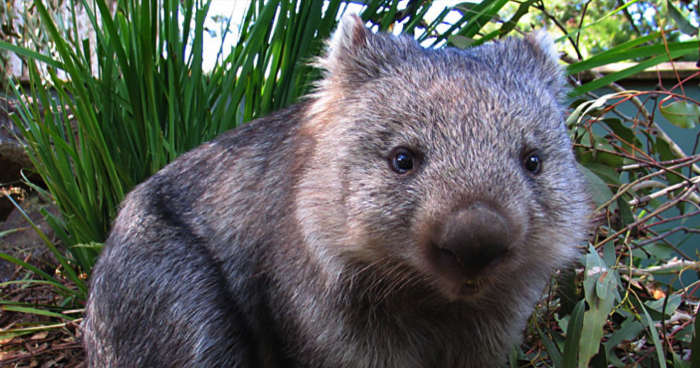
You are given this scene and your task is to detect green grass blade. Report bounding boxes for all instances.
[0,40,63,69]
[0,252,77,296]
[1,305,77,321]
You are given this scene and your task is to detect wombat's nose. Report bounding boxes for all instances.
[436,204,512,277]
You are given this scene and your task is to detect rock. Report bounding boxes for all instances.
[0,191,61,282]
[0,96,37,221]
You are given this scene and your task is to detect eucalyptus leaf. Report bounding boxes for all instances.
[537,328,563,368]
[616,196,635,229]
[673,352,691,368]
[659,100,700,129]
[603,317,645,357]
[694,307,700,368]
[603,118,642,152]
[579,246,618,368]
[656,139,684,186]
[563,299,585,368]
[449,35,476,48]
[667,0,698,36]
[645,294,681,318]
[635,295,668,368]
[579,164,616,207]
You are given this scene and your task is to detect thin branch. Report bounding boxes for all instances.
[563,55,700,176]
[533,2,583,60]
[617,259,700,277]
[629,176,700,206]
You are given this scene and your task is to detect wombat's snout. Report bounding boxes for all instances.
[434,204,513,279]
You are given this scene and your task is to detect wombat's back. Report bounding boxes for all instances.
[83,103,313,367]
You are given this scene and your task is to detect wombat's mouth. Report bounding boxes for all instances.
[436,244,506,273]
[428,243,511,298]
[436,246,508,275]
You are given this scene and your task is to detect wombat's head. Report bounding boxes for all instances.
[297,15,590,303]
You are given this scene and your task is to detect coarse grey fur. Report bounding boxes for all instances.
[83,15,591,368]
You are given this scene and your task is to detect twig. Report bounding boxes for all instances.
[635,227,700,249]
[533,2,583,60]
[621,155,700,171]
[643,210,700,230]
[617,259,700,277]
[629,176,700,206]
[594,185,697,249]
[563,54,700,176]
[640,228,694,261]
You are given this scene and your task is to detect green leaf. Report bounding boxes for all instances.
[602,240,616,268]
[673,351,691,368]
[454,2,479,15]
[644,243,675,261]
[570,42,697,96]
[675,323,694,343]
[603,317,645,358]
[566,39,694,76]
[656,139,684,187]
[449,35,476,48]
[537,327,563,368]
[579,164,616,207]
[603,118,642,154]
[616,196,635,229]
[508,345,519,367]
[694,306,700,368]
[635,294,668,368]
[562,299,586,368]
[455,0,509,39]
[0,324,70,339]
[645,294,681,319]
[499,0,536,36]
[579,246,618,368]
[585,163,622,187]
[667,0,698,36]
[659,100,700,129]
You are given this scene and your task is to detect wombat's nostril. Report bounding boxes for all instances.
[436,204,512,277]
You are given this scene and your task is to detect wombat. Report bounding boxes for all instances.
[83,14,590,368]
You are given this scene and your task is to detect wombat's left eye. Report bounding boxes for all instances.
[523,152,542,174]
[389,147,418,174]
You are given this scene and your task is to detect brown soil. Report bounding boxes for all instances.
[0,268,85,367]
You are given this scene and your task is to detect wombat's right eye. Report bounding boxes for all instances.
[389,148,418,174]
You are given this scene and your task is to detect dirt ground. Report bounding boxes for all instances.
[0,189,85,367]
[0,272,85,367]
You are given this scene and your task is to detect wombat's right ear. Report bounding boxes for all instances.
[328,15,369,61]
[523,31,566,98]
[316,14,371,78]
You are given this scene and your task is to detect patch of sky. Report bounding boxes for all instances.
[197,0,470,71]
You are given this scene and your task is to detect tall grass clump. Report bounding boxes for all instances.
[2,0,516,293]
[4,0,338,285]
[8,0,231,282]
